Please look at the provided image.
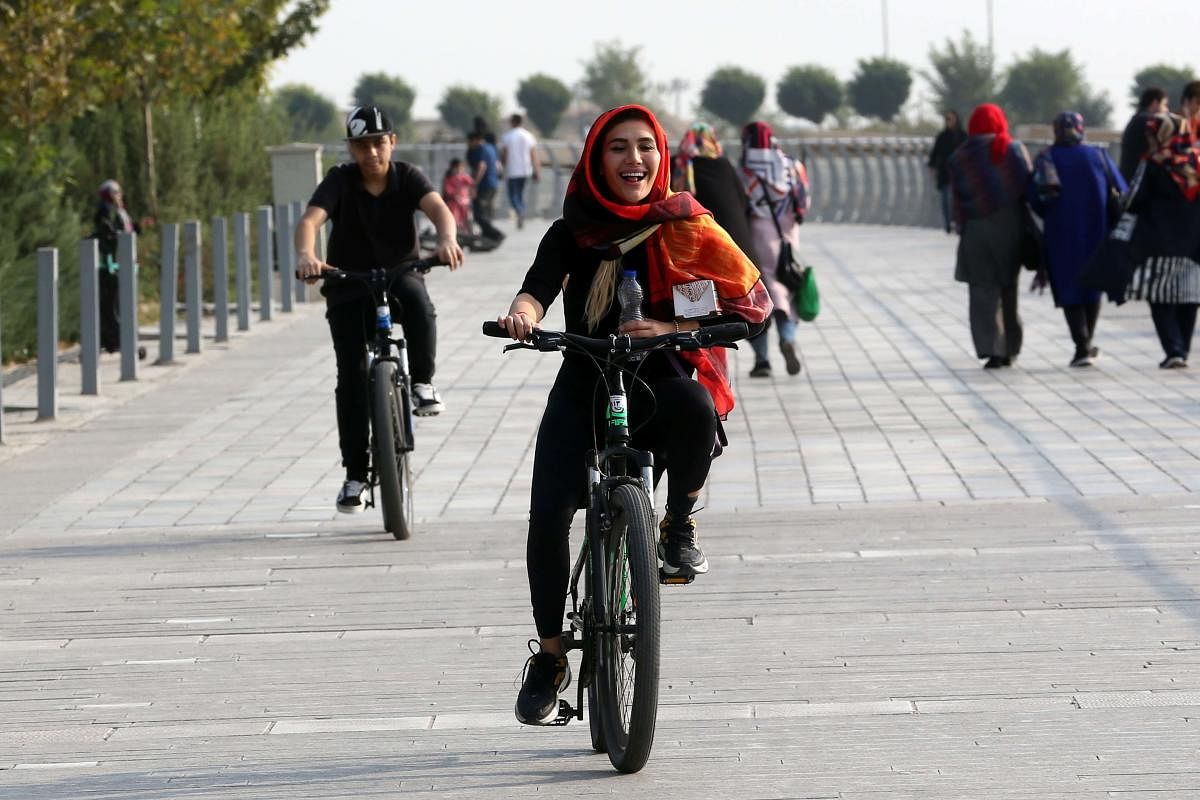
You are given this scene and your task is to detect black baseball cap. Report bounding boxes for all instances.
[345,105,393,140]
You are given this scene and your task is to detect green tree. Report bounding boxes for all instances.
[776,65,842,125]
[700,66,766,127]
[1131,64,1197,108]
[516,74,572,136]
[208,0,329,93]
[1074,87,1114,129]
[353,73,416,135]
[848,57,912,121]
[923,30,995,117]
[438,86,502,135]
[582,40,648,111]
[1000,48,1083,126]
[273,84,340,142]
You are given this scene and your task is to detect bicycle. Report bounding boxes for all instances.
[482,319,748,773]
[305,259,444,539]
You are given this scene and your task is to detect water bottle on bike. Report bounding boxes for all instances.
[617,270,644,324]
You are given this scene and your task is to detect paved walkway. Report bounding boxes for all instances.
[2,223,1199,798]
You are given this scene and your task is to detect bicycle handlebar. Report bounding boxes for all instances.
[296,258,447,282]
[481,320,748,354]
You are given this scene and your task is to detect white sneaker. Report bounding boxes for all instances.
[412,383,445,416]
[336,480,368,513]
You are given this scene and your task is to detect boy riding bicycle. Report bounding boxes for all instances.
[296,105,464,513]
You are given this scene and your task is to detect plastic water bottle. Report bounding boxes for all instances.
[375,304,391,330]
[617,270,644,324]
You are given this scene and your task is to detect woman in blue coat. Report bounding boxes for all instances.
[1028,112,1127,367]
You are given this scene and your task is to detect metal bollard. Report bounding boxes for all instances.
[291,200,306,304]
[118,231,138,381]
[184,220,202,354]
[158,223,179,364]
[36,248,58,419]
[257,205,273,322]
[276,204,294,313]
[212,216,229,343]
[234,212,250,331]
[79,238,100,395]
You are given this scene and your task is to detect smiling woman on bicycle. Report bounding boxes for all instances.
[495,104,772,725]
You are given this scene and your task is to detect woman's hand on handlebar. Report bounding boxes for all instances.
[497,311,537,341]
[435,237,464,271]
[618,318,682,339]
[296,252,330,282]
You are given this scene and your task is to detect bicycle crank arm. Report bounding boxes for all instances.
[545,698,580,725]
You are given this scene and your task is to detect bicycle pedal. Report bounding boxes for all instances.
[659,570,695,586]
[548,699,577,725]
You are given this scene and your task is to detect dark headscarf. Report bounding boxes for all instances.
[1053,111,1085,146]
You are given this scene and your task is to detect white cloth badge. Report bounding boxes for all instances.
[672,280,718,319]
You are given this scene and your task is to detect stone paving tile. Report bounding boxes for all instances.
[2,224,1200,797]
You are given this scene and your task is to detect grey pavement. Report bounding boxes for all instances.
[1,222,1199,798]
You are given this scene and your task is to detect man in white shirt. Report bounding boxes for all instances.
[499,113,540,229]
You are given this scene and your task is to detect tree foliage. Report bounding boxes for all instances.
[353,73,416,134]
[273,84,340,142]
[700,66,766,127]
[923,30,996,118]
[516,74,572,137]
[1074,87,1114,129]
[999,48,1084,126]
[438,86,502,135]
[1131,64,1197,108]
[848,57,912,121]
[776,66,842,125]
[582,41,648,111]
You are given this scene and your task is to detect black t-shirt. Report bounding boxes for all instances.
[308,160,435,305]
[1119,113,1151,183]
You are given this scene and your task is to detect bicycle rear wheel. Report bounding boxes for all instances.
[595,482,660,773]
[371,362,412,540]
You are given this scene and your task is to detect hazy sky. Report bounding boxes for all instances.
[270,0,1198,127]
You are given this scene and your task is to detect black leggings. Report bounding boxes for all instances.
[527,363,717,638]
[326,274,437,481]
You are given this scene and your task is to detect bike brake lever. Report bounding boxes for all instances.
[502,342,537,353]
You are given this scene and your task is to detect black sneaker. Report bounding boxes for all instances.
[336,480,368,514]
[1069,350,1092,368]
[749,360,771,378]
[779,341,802,375]
[658,511,708,577]
[515,643,571,725]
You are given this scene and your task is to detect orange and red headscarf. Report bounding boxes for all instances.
[968,103,1013,165]
[562,104,772,416]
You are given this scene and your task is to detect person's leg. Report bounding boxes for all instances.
[1000,281,1022,360]
[748,326,771,375]
[776,315,801,375]
[473,186,503,240]
[509,177,527,222]
[940,186,953,233]
[98,268,120,352]
[1150,302,1184,360]
[1178,303,1198,361]
[968,283,1004,361]
[392,272,437,385]
[1084,300,1101,345]
[1063,303,1090,357]
[326,301,372,483]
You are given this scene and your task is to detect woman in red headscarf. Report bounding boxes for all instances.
[495,105,771,725]
[947,103,1033,368]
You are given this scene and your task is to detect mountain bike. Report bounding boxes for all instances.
[482,319,747,773]
[307,259,443,539]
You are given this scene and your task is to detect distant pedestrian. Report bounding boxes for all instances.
[1119,87,1169,182]
[466,131,504,243]
[948,103,1033,369]
[671,123,755,259]
[499,113,540,228]
[90,179,147,359]
[738,121,809,378]
[928,109,968,233]
[1117,84,1200,368]
[1028,111,1128,368]
[442,158,474,235]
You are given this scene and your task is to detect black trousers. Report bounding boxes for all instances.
[326,274,437,481]
[527,363,717,638]
[1062,302,1100,354]
[1150,302,1199,360]
[471,186,504,241]
[98,267,120,353]
[968,282,1022,359]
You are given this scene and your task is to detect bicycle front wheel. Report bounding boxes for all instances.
[370,362,412,540]
[595,482,660,773]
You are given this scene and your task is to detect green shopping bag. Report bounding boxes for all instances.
[794,265,819,322]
